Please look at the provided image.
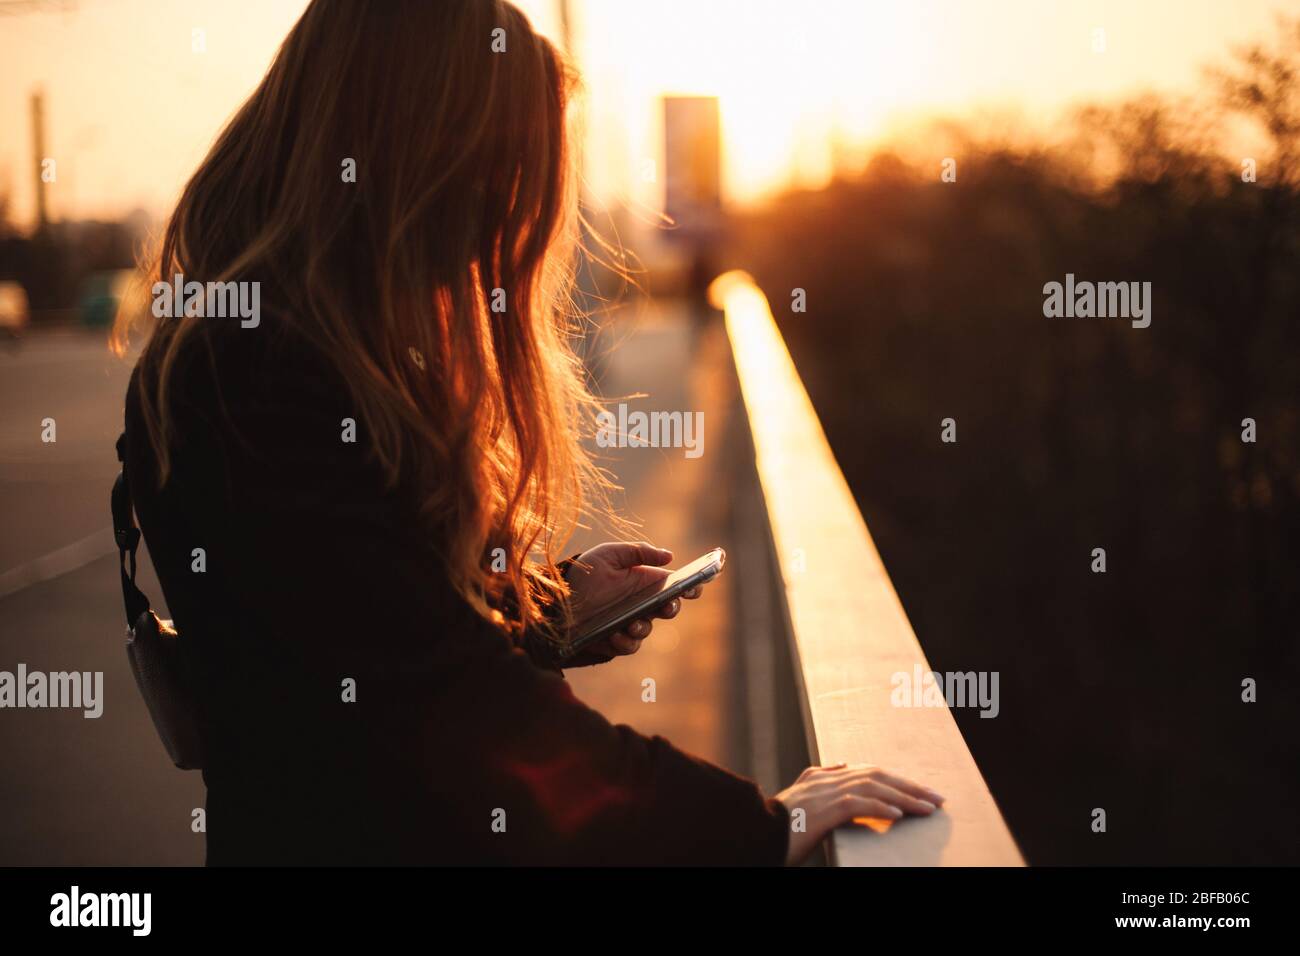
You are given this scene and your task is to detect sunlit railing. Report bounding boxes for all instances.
[711,271,1024,866]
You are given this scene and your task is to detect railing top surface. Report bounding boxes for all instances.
[712,271,1024,867]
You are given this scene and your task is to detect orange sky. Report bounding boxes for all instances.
[0,0,1294,229]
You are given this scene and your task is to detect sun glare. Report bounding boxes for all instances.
[581,0,924,206]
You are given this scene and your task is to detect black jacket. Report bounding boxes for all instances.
[123,320,788,865]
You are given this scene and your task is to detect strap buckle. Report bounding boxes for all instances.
[115,527,141,552]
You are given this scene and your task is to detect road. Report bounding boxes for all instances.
[0,328,204,865]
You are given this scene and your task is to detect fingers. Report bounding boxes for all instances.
[607,631,644,655]
[681,585,703,600]
[797,763,846,781]
[603,597,681,653]
[624,618,653,640]
[608,617,653,653]
[838,795,905,823]
[611,541,672,569]
[652,597,681,620]
[841,778,937,816]
[802,763,945,815]
[833,763,945,807]
[867,769,946,807]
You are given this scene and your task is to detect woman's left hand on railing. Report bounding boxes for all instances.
[776,764,946,865]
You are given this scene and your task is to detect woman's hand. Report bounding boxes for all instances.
[562,541,703,662]
[775,764,946,865]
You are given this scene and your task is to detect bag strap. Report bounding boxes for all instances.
[112,432,151,628]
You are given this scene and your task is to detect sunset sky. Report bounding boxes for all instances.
[0,0,1294,229]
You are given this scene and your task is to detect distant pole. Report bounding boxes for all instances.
[557,0,574,57]
[556,0,582,202]
[556,0,599,366]
[31,90,48,231]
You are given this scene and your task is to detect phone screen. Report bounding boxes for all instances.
[562,548,725,658]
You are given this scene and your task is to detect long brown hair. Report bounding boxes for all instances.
[114,0,605,637]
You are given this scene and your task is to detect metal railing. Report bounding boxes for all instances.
[713,271,1024,866]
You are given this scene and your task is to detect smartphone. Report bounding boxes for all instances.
[559,547,726,660]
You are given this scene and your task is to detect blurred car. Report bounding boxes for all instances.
[79,269,135,329]
[0,281,31,340]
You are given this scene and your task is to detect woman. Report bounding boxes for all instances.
[114,0,943,865]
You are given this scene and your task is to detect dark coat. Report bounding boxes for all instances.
[123,321,788,865]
